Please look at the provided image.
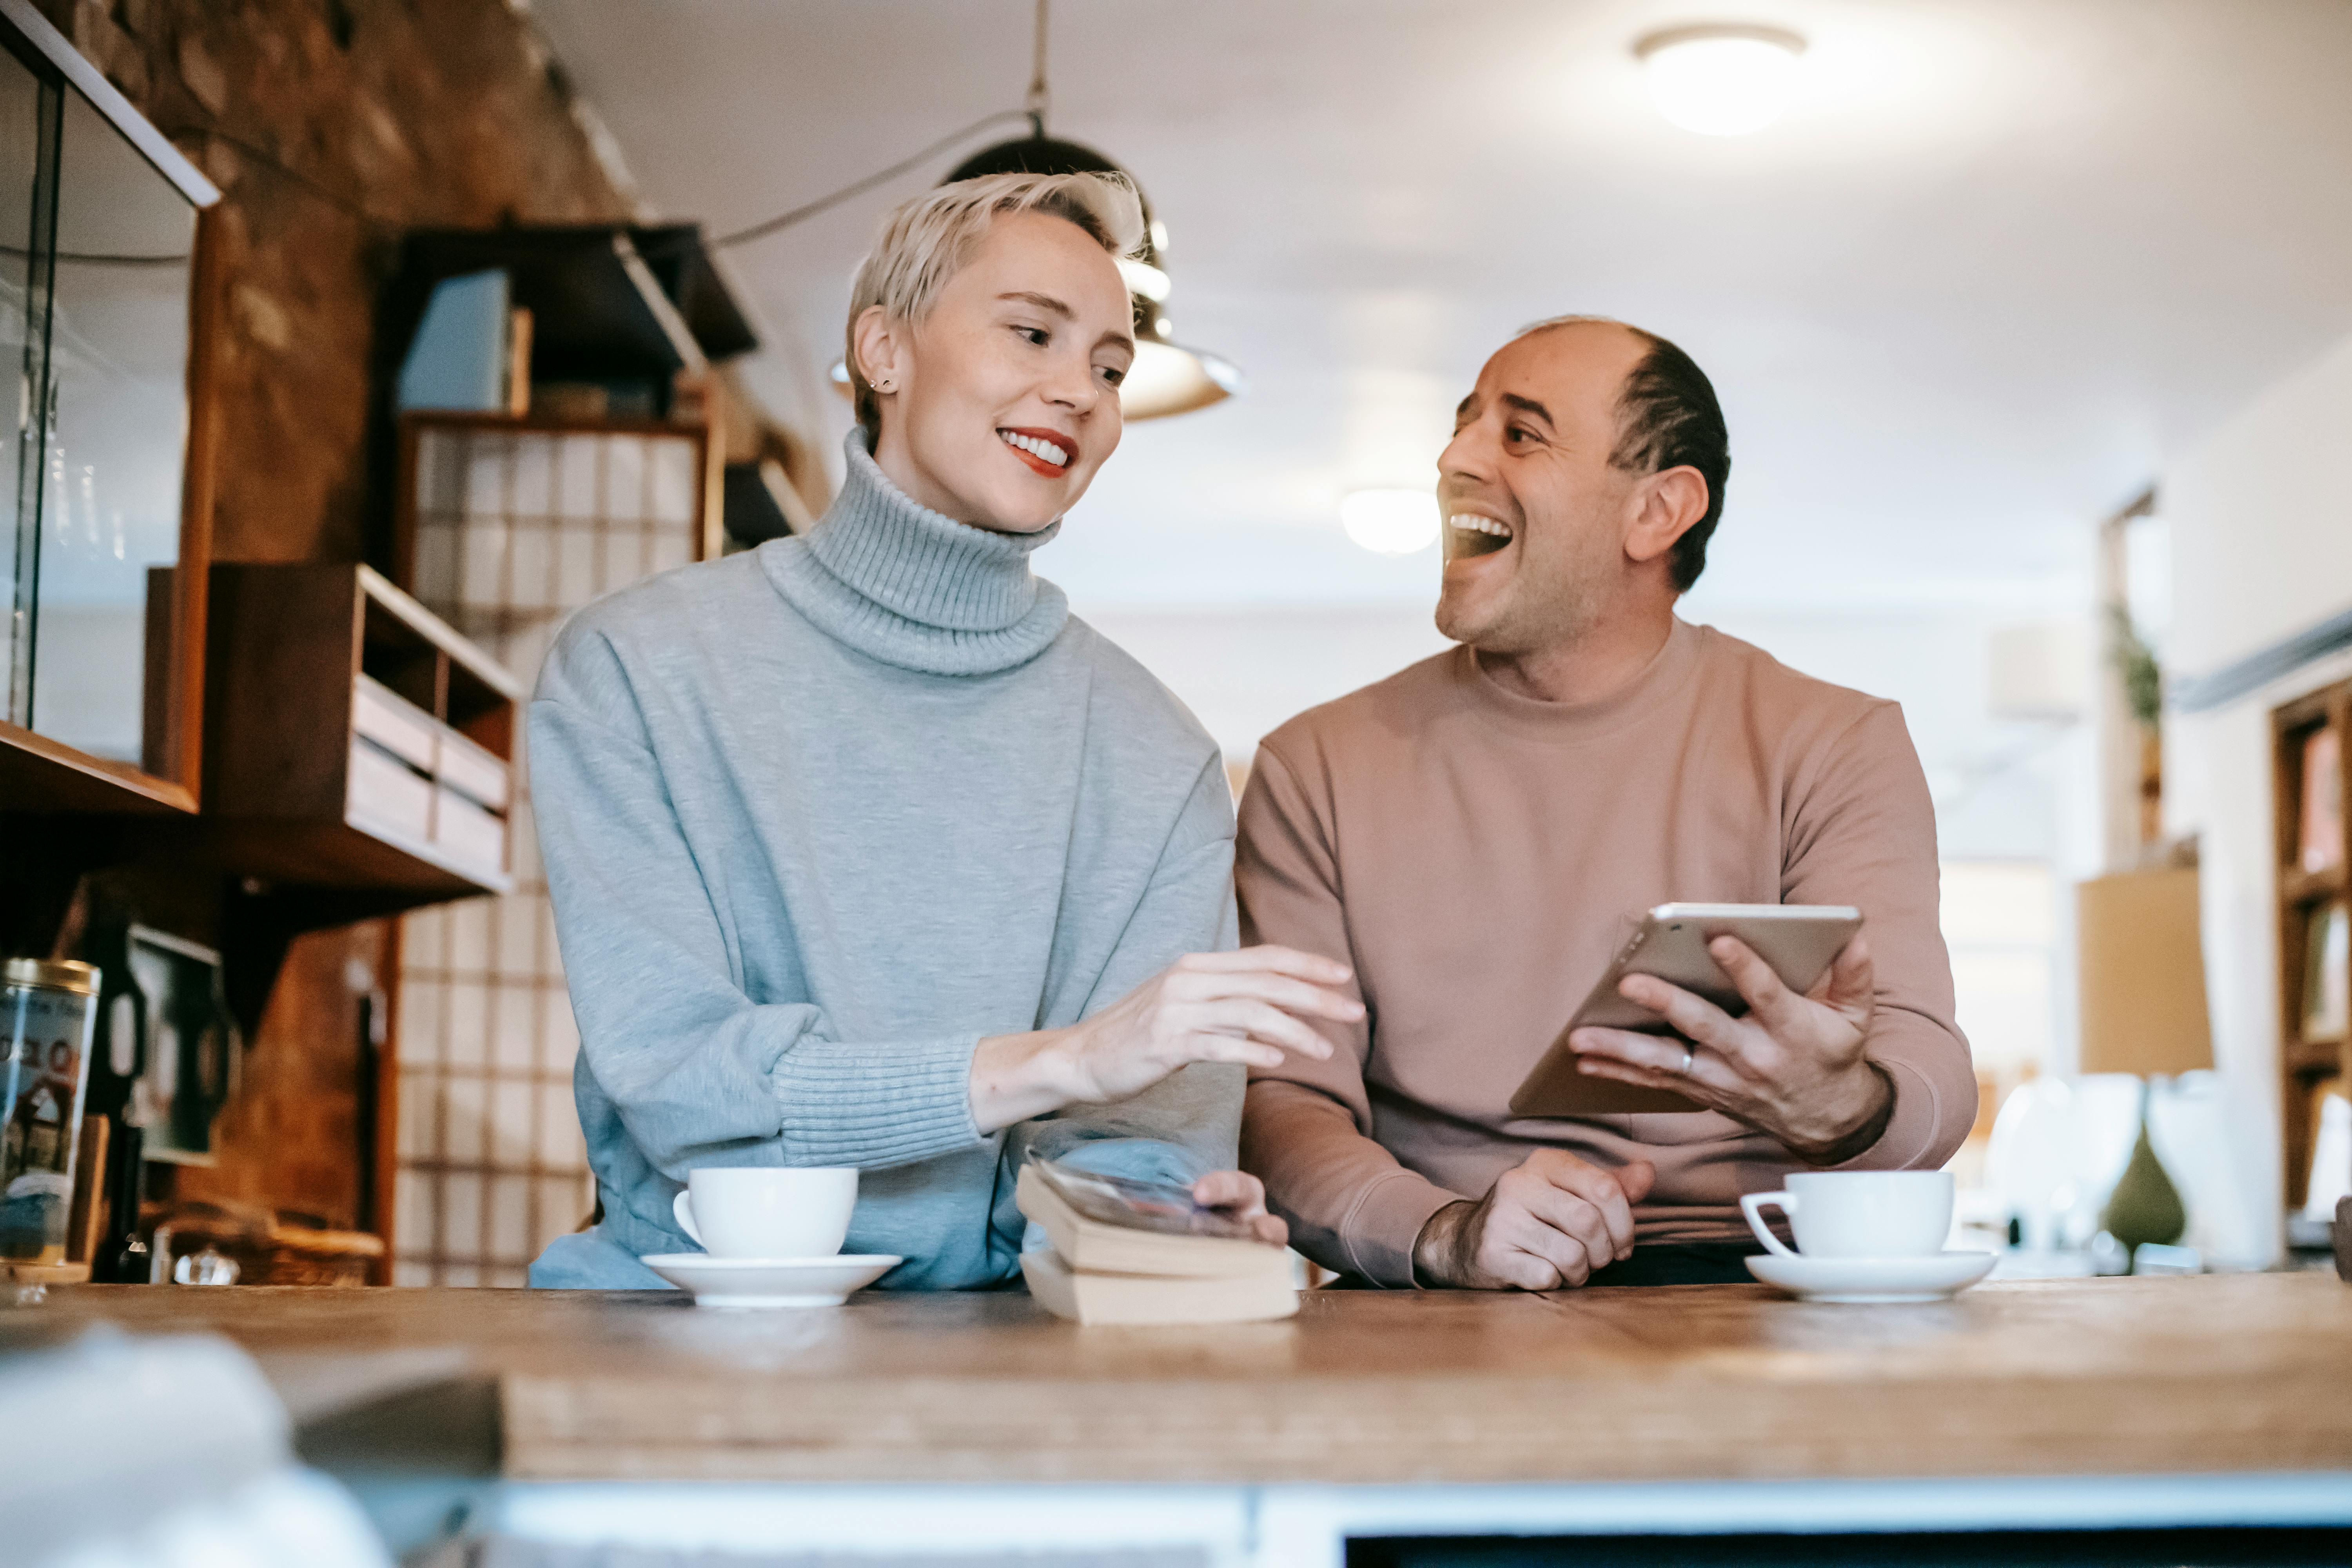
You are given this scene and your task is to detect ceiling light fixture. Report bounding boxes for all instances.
[1634,24,1807,137]
[1340,489,1440,556]
[942,128,1241,420]
[807,0,1240,421]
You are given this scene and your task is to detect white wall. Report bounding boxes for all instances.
[1076,604,1449,763]
[2167,334,2352,675]
[1081,598,2073,865]
[2160,329,2352,1267]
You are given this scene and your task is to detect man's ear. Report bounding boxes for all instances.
[1624,466,1710,566]
[851,305,902,390]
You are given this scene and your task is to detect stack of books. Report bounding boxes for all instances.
[1016,1158,1298,1325]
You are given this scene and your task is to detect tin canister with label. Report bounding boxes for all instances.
[2,959,99,1262]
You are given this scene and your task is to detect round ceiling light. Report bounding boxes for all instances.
[1634,25,1807,137]
[1340,489,1440,556]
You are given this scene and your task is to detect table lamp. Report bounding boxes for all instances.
[2076,865,2214,1263]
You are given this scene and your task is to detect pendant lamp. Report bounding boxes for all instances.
[940,134,1240,421]
[822,1,1238,421]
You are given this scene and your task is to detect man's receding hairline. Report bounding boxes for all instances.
[1512,314,1659,354]
[1482,316,1660,450]
[1492,316,1660,405]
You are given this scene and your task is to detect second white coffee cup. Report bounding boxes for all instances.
[673,1167,858,1259]
[1740,1170,1953,1260]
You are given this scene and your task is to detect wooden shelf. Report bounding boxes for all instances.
[0,720,198,814]
[186,564,518,916]
[386,225,757,417]
[2273,681,2352,1210]
[2288,1035,2349,1076]
[2283,863,2348,906]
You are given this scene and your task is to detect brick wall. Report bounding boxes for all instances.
[30,0,637,1240]
[34,0,633,564]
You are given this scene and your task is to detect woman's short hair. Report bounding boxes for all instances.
[846,171,1146,437]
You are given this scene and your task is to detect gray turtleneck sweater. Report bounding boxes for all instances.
[527,434,1239,1291]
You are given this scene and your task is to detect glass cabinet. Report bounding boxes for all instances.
[3,2,218,811]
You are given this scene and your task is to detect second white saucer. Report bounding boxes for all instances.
[1746,1249,1996,1304]
[640,1253,901,1309]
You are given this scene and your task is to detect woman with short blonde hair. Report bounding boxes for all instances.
[528,171,1358,1289]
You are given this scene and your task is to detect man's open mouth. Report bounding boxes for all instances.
[998,428,1074,477]
[1446,512,1514,561]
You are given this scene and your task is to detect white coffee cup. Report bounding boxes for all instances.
[1740,1170,1953,1260]
[672,1167,858,1259]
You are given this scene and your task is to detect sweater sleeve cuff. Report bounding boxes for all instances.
[1827,1055,1943,1172]
[1341,1168,1466,1288]
[771,1033,986,1169]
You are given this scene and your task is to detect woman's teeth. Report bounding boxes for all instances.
[998,430,1071,468]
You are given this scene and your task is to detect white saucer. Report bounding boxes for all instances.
[1746,1249,1996,1304]
[640,1253,901,1309]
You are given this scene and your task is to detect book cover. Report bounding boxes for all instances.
[2304,901,2350,1044]
[397,270,510,414]
[1015,1163,1288,1279]
[2301,727,2345,875]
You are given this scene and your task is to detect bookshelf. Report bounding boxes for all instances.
[2272,677,2351,1209]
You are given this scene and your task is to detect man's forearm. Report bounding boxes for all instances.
[1412,1199,1477,1287]
[1243,1082,1457,1285]
[1786,1060,1896,1165]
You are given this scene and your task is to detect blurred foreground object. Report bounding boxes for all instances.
[0,1329,388,1568]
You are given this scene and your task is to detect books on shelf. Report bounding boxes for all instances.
[2302,1093,2351,1223]
[2305,901,2350,1045]
[1014,1159,1298,1326]
[2301,726,2345,875]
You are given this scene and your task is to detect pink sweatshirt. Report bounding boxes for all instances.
[1237,620,1977,1286]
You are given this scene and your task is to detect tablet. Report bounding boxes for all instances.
[1509,903,1864,1118]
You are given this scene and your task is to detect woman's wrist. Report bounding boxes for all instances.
[969,1023,1091,1134]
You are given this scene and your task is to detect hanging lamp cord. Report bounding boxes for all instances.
[713,0,1054,251]
[1026,0,1051,136]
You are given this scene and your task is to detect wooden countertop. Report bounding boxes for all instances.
[13,1274,2352,1485]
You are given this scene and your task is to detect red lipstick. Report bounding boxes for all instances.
[997,426,1079,479]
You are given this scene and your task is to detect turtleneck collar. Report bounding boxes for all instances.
[760,431,1070,676]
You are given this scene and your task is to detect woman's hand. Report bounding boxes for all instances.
[970,946,1360,1133]
[1195,1168,1287,1247]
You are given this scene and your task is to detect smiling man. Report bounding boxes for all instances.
[1236,316,1976,1290]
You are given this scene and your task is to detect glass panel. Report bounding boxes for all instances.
[1,45,58,724]
[26,83,196,769]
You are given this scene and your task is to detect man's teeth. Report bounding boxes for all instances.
[1449,514,1513,539]
[999,430,1071,468]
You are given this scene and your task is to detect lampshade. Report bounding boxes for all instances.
[2076,866,2215,1077]
[945,134,1240,420]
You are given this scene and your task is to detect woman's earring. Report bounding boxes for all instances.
[875,376,894,392]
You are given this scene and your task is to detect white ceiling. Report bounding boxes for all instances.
[531,0,2352,615]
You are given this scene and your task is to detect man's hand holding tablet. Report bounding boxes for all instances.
[1566,929,1893,1164]
[1415,906,1898,1290]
